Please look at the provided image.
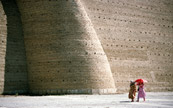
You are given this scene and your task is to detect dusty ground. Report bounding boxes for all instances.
[0,92,173,108]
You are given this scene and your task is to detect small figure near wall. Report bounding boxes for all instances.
[135,79,147,102]
[136,82,146,102]
[128,81,137,102]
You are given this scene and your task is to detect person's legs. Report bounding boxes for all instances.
[143,97,145,101]
[137,93,139,102]
[137,97,139,102]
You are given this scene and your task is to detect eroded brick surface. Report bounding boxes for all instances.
[0,0,172,94]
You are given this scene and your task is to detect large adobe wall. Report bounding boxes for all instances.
[82,0,173,92]
[0,0,28,94]
[0,0,173,95]
[16,0,116,95]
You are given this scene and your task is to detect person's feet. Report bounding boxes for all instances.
[136,100,139,102]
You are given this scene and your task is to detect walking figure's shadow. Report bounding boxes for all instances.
[120,101,131,103]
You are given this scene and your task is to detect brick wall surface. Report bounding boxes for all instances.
[82,0,173,92]
[0,0,172,95]
[16,0,116,95]
[0,1,6,94]
[0,0,28,94]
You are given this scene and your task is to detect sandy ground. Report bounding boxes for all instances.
[0,92,173,108]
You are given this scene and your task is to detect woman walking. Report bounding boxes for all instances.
[128,81,137,102]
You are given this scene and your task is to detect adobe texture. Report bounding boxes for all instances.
[16,0,116,95]
[0,1,6,94]
[81,0,173,92]
[0,0,28,94]
[0,0,173,95]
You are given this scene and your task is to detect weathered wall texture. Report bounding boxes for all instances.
[16,0,116,95]
[0,0,28,94]
[82,0,173,92]
[0,1,6,94]
[0,0,173,95]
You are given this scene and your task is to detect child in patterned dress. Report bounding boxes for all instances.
[137,82,146,102]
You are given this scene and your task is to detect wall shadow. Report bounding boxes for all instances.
[1,0,28,95]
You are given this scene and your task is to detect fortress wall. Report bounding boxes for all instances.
[0,1,6,94]
[0,0,172,94]
[82,0,173,92]
[0,0,28,94]
[16,0,116,95]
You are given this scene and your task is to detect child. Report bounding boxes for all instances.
[128,81,137,102]
[137,82,146,102]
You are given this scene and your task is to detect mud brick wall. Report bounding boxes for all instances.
[82,0,173,92]
[0,0,173,95]
[0,0,28,94]
[0,1,6,94]
[16,0,116,95]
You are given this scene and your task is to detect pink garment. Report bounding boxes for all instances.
[138,85,146,98]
